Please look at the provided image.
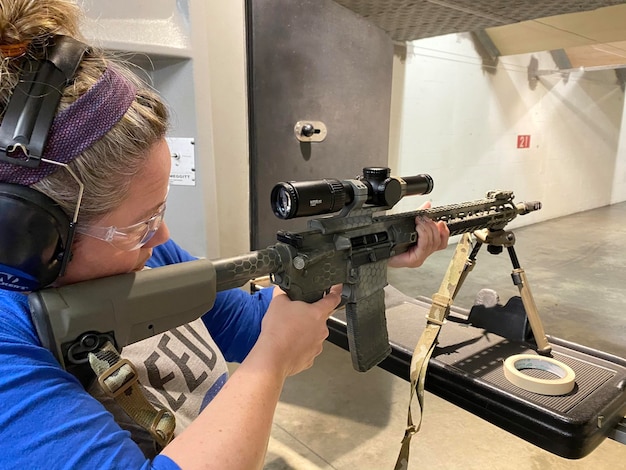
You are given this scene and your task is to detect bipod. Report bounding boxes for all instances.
[472,228,552,355]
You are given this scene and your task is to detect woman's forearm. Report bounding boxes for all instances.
[161,287,341,469]
[161,344,286,470]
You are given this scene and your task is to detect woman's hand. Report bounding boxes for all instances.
[388,201,449,268]
[164,286,341,470]
[255,285,342,378]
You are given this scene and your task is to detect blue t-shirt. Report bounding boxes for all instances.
[0,239,273,469]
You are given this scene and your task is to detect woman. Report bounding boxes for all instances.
[0,1,449,469]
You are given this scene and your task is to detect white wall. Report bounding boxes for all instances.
[203,0,250,258]
[615,90,626,200]
[389,33,626,233]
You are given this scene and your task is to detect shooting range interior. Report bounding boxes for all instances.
[79,1,625,468]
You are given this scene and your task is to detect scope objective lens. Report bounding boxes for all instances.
[271,179,350,219]
[273,186,294,219]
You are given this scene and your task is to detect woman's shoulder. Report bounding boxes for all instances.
[0,290,39,344]
[147,239,197,267]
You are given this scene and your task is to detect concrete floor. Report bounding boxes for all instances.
[262,202,626,469]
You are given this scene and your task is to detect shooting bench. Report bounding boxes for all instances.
[327,284,626,459]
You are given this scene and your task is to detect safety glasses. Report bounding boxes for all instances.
[75,201,167,251]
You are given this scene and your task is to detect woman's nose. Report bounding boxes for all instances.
[145,220,170,248]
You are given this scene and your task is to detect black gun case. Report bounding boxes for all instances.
[328,288,626,459]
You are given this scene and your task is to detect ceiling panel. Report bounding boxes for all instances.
[334,1,626,69]
[333,0,626,42]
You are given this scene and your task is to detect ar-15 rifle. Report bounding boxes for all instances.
[29,167,541,377]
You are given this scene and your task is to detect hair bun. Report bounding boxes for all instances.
[0,0,82,55]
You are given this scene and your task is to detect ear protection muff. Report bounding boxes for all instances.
[0,36,87,291]
[0,183,72,291]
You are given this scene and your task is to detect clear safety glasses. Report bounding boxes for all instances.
[75,201,167,251]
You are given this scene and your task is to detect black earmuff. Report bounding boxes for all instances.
[0,183,72,291]
[0,36,87,291]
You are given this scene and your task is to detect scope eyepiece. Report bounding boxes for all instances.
[358,167,433,207]
[270,167,434,219]
[402,173,434,197]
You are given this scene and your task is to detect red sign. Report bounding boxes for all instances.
[517,135,531,149]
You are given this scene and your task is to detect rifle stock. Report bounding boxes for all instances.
[29,259,218,371]
[29,189,541,374]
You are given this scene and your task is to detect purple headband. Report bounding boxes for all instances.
[0,66,137,185]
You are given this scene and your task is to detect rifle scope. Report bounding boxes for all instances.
[271,167,433,220]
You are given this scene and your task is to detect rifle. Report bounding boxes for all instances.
[29,167,541,376]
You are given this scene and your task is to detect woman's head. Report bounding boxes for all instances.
[0,0,171,286]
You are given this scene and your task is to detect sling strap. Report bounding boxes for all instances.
[394,233,473,469]
[88,341,176,448]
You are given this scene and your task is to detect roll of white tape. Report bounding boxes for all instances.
[503,354,576,396]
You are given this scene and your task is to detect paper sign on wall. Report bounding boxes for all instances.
[166,137,196,186]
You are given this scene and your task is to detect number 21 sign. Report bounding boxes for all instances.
[517,135,531,149]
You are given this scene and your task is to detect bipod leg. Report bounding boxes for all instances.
[507,245,552,355]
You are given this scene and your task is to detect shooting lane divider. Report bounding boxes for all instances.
[503,354,576,395]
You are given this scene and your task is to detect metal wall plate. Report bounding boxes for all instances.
[294,121,327,143]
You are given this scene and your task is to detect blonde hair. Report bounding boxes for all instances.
[0,0,169,222]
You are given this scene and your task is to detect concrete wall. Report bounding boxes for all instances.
[389,33,626,235]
